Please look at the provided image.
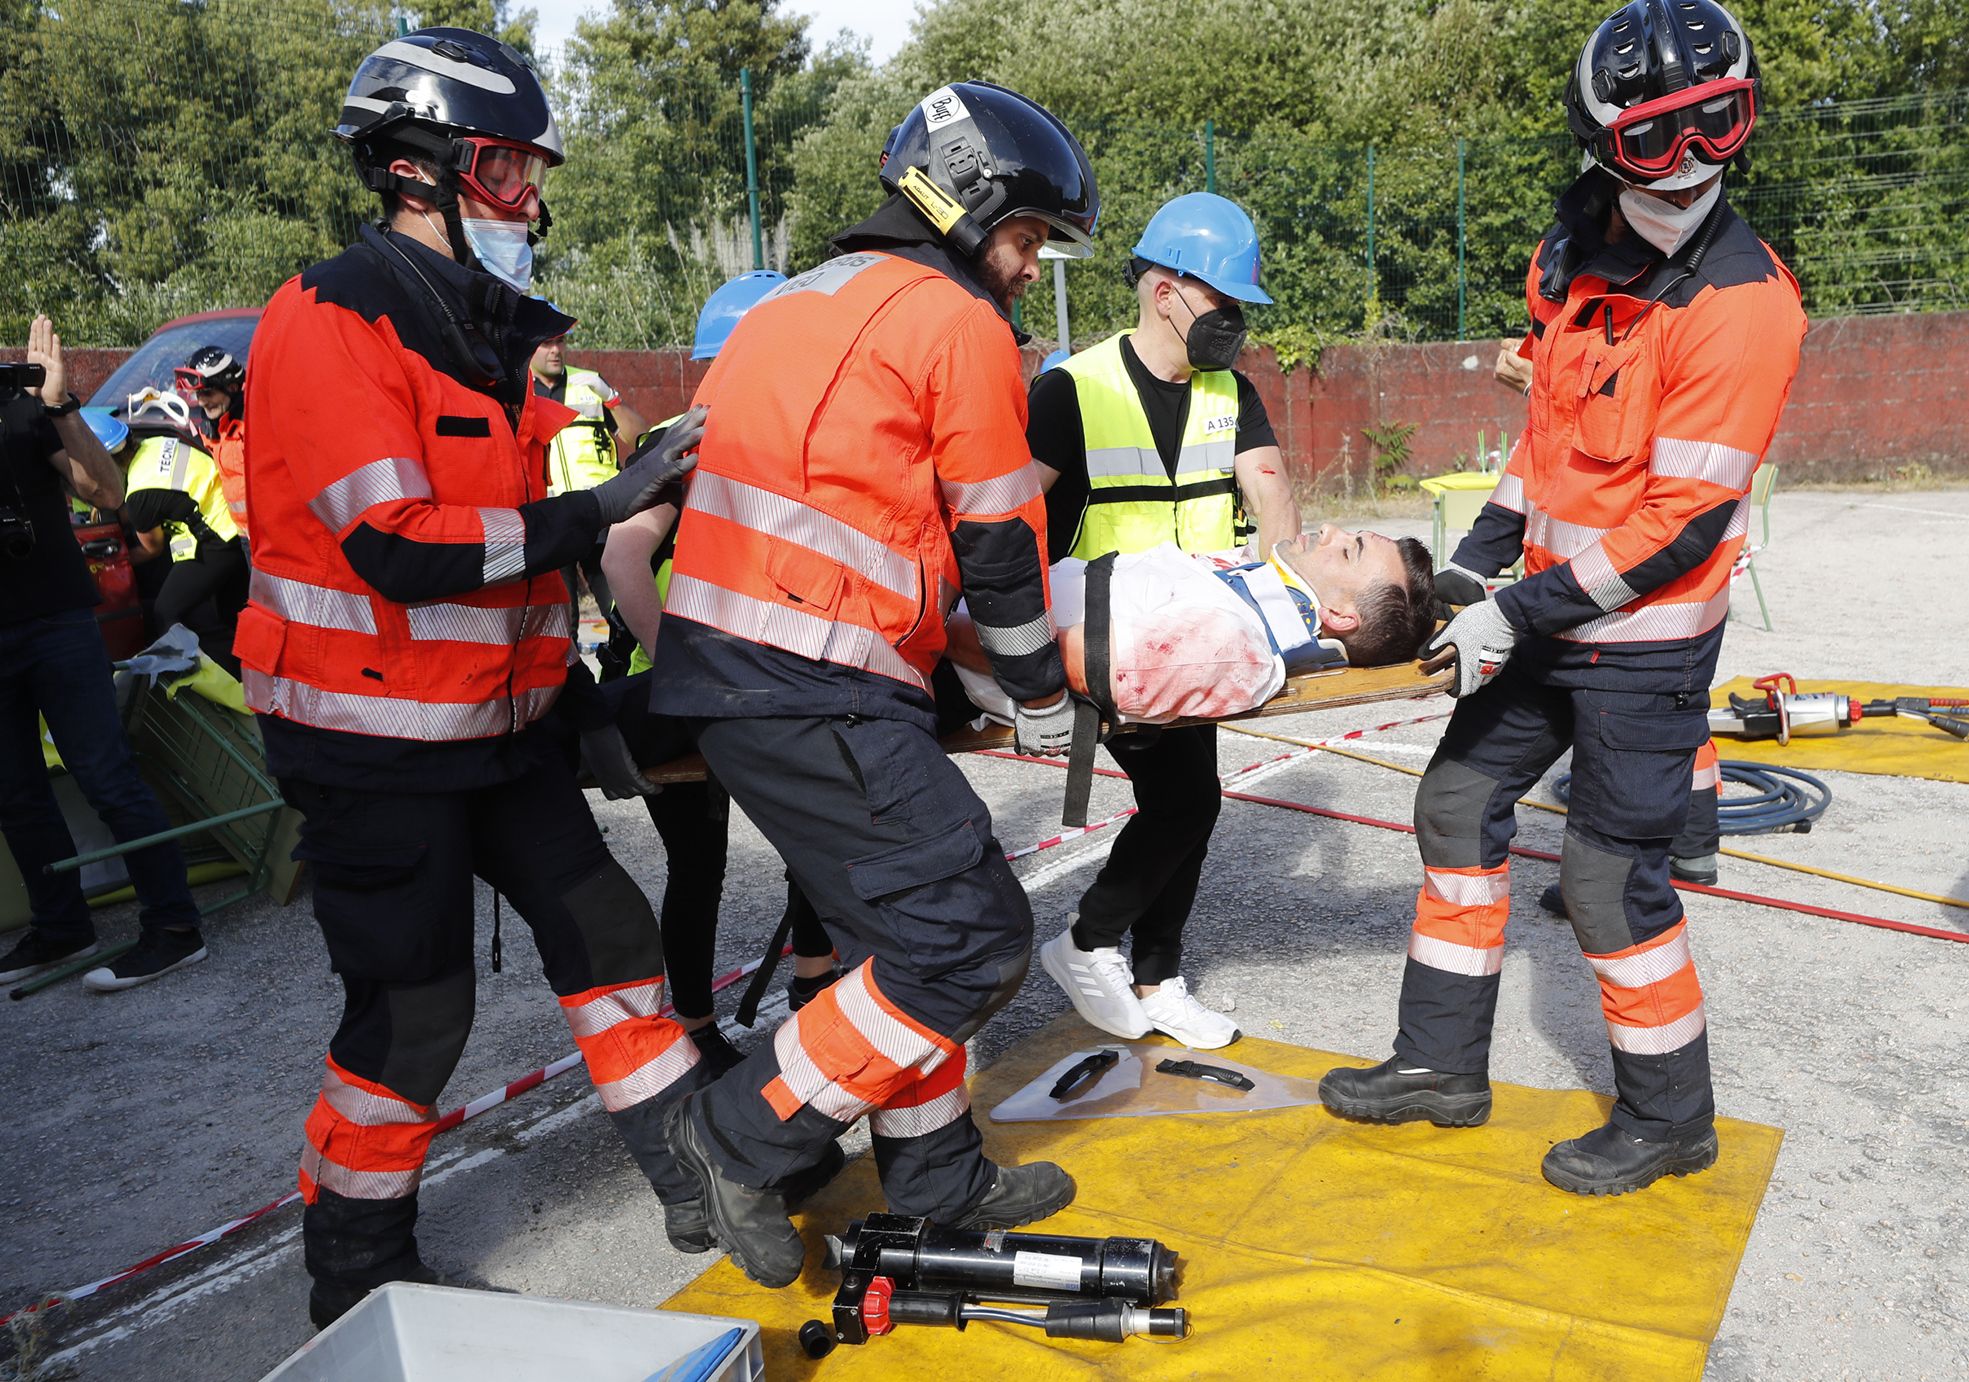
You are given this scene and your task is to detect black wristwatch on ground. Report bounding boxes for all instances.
[43,393,81,419]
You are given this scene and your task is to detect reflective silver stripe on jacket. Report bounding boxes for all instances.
[974,611,1056,660]
[1554,585,1731,643]
[1522,507,1615,560]
[244,671,561,740]
[250,570,378,634]
[405,600,572,645]
[308,456,432,531]
[1567,541,1641,613]
[664,574,926,689]
[1650,438,1758,490]
[480,507,526,585]
[939,467,1041,517]
[1489,471,1527,514]
[688,472,916,600]
[1084,439,1235,483]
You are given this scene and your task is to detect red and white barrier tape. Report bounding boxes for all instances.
[4,707,1453,1327]
[0,951,781,1327]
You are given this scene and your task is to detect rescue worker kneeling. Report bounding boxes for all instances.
[245,29,762,1328]
[647,81,1100,1288]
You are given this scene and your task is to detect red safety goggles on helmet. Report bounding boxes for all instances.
[173,366,217,395]
[450,136,551,214]
[1600,76,1757,181]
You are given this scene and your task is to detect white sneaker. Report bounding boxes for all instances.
[1039,928,1150,1039]
[1137,976,1240,1049]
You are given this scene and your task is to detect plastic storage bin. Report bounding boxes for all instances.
[259,1282,763,1382]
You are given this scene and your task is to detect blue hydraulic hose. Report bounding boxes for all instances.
[1552,760,1832,835]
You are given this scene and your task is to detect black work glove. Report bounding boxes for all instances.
[591,405,707,528]
[1432,561,1489,620]
[579,723,661,799]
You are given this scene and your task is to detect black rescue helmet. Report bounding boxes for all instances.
[334,27,562,199]
[1566,0,1759,190]
[175,345,244,395]
[879,82,1099,259]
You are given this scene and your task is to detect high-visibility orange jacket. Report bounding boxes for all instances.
[238,224,611,785]
[1455,175,1805,689]
[208,413,249,533]
[650,243,1064,727]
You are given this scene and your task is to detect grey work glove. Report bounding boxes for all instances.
[1433,561,1489,617]
[590,405,708,528]
[580,724,661,799]
[1423,599,1519,699]
[1014,691,1076,757]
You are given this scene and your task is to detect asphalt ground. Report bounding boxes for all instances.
[3,486,1966,1381]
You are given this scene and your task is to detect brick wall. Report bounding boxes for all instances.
[19,310,1967,486]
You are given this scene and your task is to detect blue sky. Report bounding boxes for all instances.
[527,0,917,65]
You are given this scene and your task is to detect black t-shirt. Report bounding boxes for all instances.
[0,391,99,624]
[1028,335,1278,563]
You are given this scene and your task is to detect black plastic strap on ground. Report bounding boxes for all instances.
[1063,552,1119,828]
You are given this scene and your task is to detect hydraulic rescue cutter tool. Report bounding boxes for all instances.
[799,1214,1190,1357]
[1710,673,1969,746]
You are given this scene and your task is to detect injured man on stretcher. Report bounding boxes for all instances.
[947,524,1436,726]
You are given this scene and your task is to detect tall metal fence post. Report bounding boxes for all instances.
[1456,137,1467,340]
[1364,144,1376,315]
[1205,119,1216,194]
[740,68,764,271]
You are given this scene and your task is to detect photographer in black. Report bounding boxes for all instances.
[0,314,209,992]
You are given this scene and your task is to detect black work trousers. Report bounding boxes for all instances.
[685,713,1033,1219]
[153,540,248,676]
[283,746,696,1297]
[1070,724,1221,985]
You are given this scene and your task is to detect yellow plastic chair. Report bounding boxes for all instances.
[1730,462,1779,630]
[1418,471,1501,560]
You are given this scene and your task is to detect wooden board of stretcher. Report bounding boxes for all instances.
[642,659,1450,785]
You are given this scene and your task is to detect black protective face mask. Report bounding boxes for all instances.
[1176,293,1247,370]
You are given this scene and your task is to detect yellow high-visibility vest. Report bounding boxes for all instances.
[1057,332,1241,559]
[126,434,239,560]
[545,367,619,495]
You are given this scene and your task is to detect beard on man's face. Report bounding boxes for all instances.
[977,254,1030,313]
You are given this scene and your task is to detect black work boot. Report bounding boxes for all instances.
[1538,883,1568,918]
[661,1094,807,1287]
[304,1191,440,1329]
[664,1140,849,1254]
[686,1023,747,1080]
[1319,1056,1493,1127]
[1670,853,1720,887]
[948,1161,1076,1230]
[1541,1121,1719,1196]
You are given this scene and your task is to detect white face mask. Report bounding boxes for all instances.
[1617,179,1722,257]
[458,216,534,292]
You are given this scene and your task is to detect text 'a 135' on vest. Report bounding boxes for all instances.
[1060,331,1241,560]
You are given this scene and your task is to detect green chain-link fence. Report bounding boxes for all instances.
[4,0,1964,350]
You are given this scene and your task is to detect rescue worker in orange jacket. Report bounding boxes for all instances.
[1320,0,1806,1196]
[176,345,250,537]
[648,81,1100,1288]
[242,28,727,1327]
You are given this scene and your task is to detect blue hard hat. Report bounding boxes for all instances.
[1131,192,1272,305]
[1040,348,1071,372]
[81,406,129,454]
[691,271,788,360]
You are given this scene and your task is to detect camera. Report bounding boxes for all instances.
[0,362,48,400]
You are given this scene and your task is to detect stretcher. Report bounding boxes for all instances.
[642,658,1450,787]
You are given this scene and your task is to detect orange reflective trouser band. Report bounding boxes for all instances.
[1394,677,1716,1140]
[684,714,1032,1219]
[295,766,701,1299]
